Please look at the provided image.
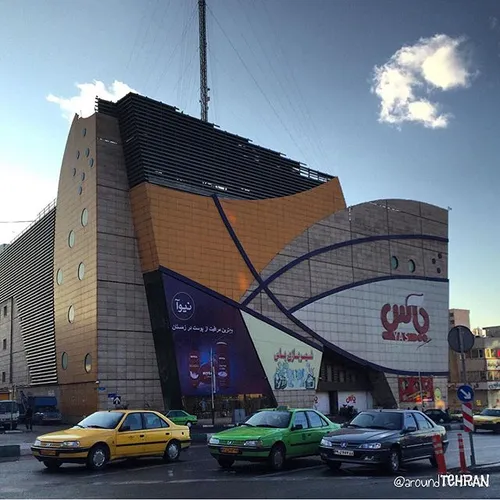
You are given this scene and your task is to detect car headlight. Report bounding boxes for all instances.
[61,441,80,448]
[320,438,332,447]
[243,440,262,447]
[209,437,220,445]
[34,439,41,447]
[359,442,382,449]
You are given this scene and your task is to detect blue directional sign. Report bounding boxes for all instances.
[457,384,474,403]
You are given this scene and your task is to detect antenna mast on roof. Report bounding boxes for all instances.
[198,0,209,121]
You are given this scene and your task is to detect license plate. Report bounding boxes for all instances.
[40,450,57,456]
[220,447,240,454]
[334,449,354,456]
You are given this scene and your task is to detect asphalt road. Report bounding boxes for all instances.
[1,444,499,499]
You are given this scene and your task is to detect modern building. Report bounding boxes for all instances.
[0,93,450,421]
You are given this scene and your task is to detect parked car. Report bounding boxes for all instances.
[0,400,19,430]
[164,410,198,427]
[31,410,191,471]
[424,409,452,424]
[208,406,341,471]
[319,409,448,474]
[473,408,500,433]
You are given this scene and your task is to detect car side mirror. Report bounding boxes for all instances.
[292,424,303,431]
[120,425,131,432]
[404,426,417,433]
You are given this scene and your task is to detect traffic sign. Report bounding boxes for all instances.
[448,325,475,353]
[113,396,121,406]
[457,384,474,403]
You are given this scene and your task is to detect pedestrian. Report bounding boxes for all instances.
[25,405,33,432]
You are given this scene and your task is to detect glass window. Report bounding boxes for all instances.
[81,172,86,181]
[143,413,165,429]
[408,259,416,273]
[68,305,75,323]
[78,262,85,280]
[89,158,94,168]
[306,411,324,428]
[81,208,89,227]
[85,148,90,158]
[76,150,80,159]
[293,411,309,429]
[72,167,77,177]
[2,339,6,350]
[61,352,68,370]
[68,230,75,248]
[121,413,143,431]
[391,256,399,270]
[76,411,124,429]
[78,185,83,195]
[56,268,63,285]
[413,412,433,430]
[404,413,417,429]
[245,410,291,429]
[437,267,441,274]
[82,128,87,137]
[350,411,403,430]
[84,353,92,373]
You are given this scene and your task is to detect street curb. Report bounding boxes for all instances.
[0,445,20,458]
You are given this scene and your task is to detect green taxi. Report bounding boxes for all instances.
[164,410,198,427]
[208,406,340,471]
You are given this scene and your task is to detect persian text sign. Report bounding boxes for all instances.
[381,293,430,343]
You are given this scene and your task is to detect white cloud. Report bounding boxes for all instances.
[47,80,138,122]
[372,34,473,128]
[490,16,498,30]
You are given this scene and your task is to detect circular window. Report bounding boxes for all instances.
[61,352,68,370]
[437,267,442,274]
[56,268,63,285]
[72,167,77,177]
[78,262,85,280]
[391,256,399,270]
[68,305,75,323]
[408,259,416,273]
[78,185,83,195]
[81,208,89,227]
[76,150,80,159]
[84,353,92,373]
[68,230,75,248]
[85,148,90,158]
[432,258,436,264]
[438,253,442,259]
[82,128,87,137]
[81,172,86,181]
[89,158,94,168]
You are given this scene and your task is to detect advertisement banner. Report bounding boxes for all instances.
[163,274,270,397]
[398,376,434,403]
[241,312,322,391]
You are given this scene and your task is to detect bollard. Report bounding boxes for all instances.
[457,433,468,473]
[432,434,447,475]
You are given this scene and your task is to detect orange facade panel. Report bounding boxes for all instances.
[129,179,345,301]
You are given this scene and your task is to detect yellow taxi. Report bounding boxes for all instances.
[31,409,191,471]
[473,408,500,433]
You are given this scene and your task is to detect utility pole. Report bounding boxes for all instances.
[198,0,209,121]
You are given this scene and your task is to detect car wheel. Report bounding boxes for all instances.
[268,443,286,471]
[86,444,109,471]
[218,458,234,469]
[43,460,62,471]
[164,440,181,462]
[385,448,401,474]
[326,461,341,472]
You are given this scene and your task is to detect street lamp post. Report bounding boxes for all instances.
[416,339,433,409]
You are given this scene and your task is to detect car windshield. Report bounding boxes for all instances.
[244,410,291,428]
[348,411,403,430]
[0,401,17,414]
[74,411,125,429]
[480,409,500,417]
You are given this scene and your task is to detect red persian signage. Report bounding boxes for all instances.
[380,293,430,343]
[399,376,434,403]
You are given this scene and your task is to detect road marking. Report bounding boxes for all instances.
[259,464,325,478]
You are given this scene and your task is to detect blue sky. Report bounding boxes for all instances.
[1,0,499,328]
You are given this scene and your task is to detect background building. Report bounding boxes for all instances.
[0,93,450,421]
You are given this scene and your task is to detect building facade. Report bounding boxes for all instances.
[0,93,450,420]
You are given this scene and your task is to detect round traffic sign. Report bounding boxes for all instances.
[448,325,475,353]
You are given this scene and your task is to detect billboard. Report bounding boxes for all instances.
[242,312,322,391]
[398,376,434,403]
[293,280,448,373]
[163,274,270,397]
